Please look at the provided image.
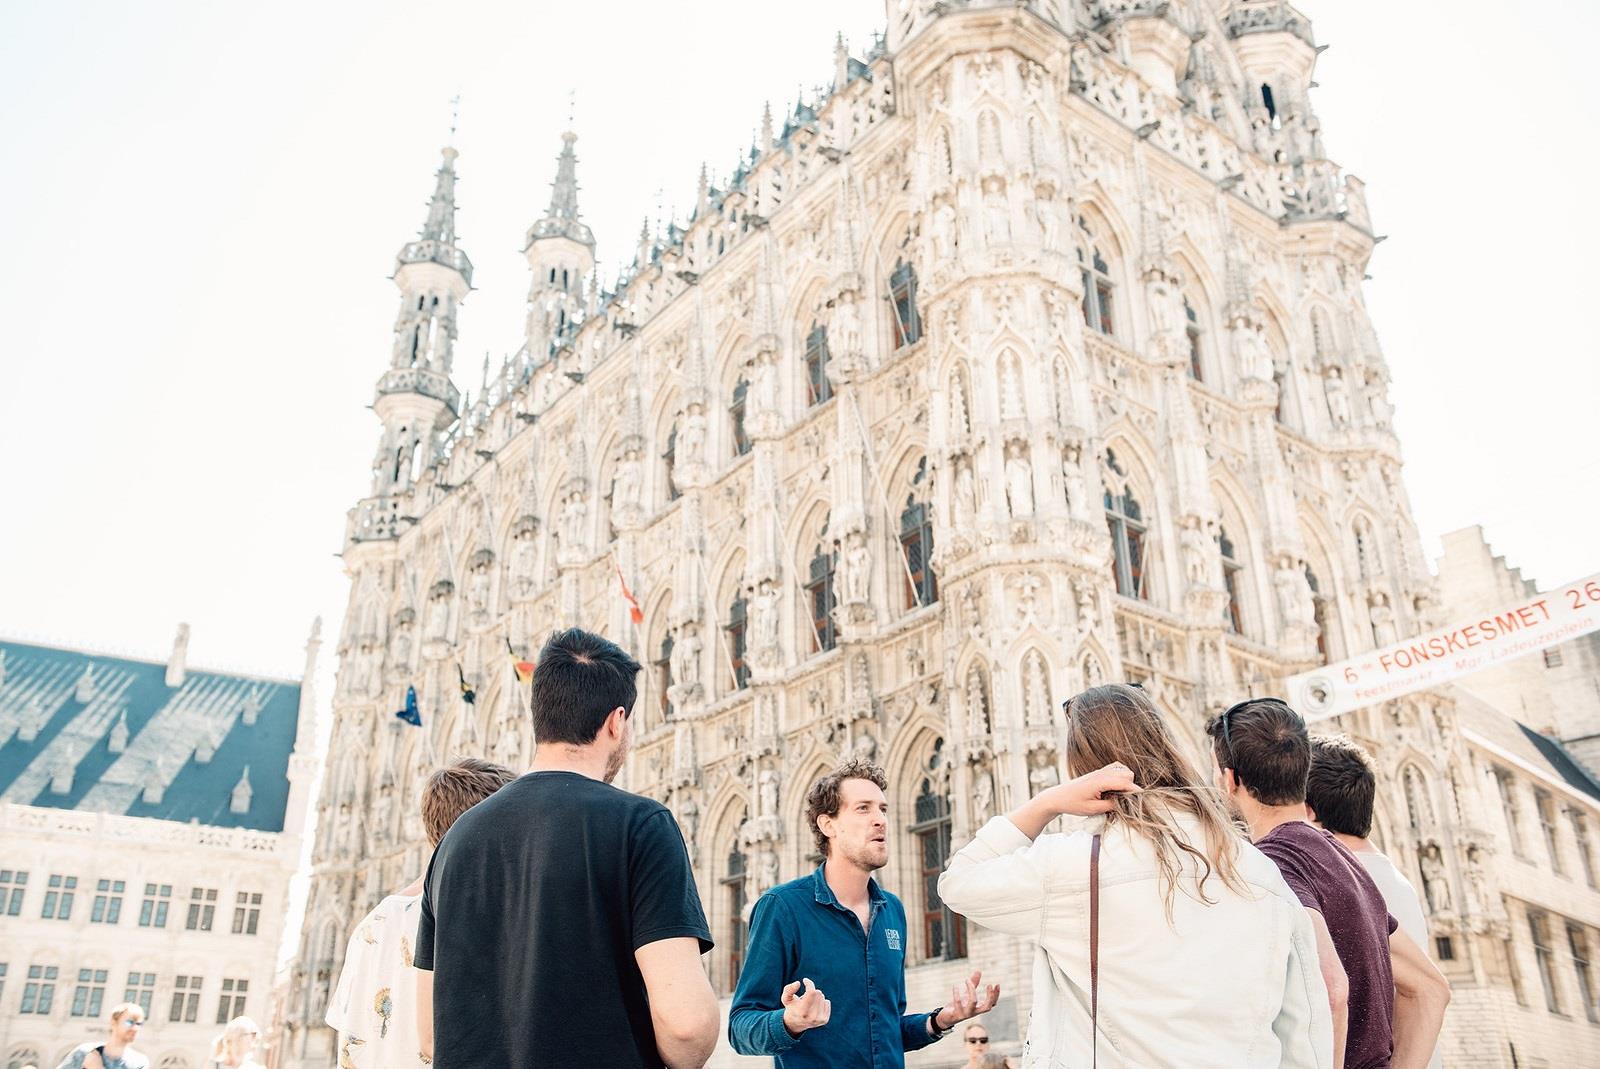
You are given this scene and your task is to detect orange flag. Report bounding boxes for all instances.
[616,562,645,624]
[506,638,535,684]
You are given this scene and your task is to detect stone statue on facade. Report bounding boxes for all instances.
[1274,557,1317,629]
[972,766,995,825]
[467,557,492,623]
[1421,845,1454,914]
[983,178,1011,249]
[675,794,700,858]
[1180,516,1213,589]
[612,453,642,514]
[758,768,780,819]
[1232,319,1273,383]
[842,530,872,604]
[1061,442,1087,514]
[672,622,703,695]
[680,407,708,467]
[1369,592,1398,648]
[509,524,539,598]
[1004,442,1035,518]
[1324,367,1353,427]
[559,490,587,552]
[830,297,862,359]
[1028,749,1061,796]
[424,582,453,644]
[954,457,978,522]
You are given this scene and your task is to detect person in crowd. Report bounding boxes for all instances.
[208,1015,264,1069]
[55,1002,148,1069]
[416,628,718,1069]
[961,1022,994,1069]
[939,683,1333,1069]
[1306,734,1442,1069]
[328,757,516,1068]
[730,758,1000,1067]
[1209,699,1449,1069]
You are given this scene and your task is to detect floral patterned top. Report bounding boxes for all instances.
[326,892,430,1068]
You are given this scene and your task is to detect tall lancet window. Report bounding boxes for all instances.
[722,834,749,993]
[1078,219,1116,337]
[1103,454,1148,601]
[910,740,966,962]
[726,593,750,690]
[663,424,680,503]
[1185,299,1205,381]
[889,260,922,348]
[730,378,751,457]
[806,546,838,653]
[654,633,675,723]
[805,323,832,407]
[900,495,936,610]
[1218,527,1244,634]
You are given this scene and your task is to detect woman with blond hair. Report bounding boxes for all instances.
[939,683,1333,1069]
[208,1015,263,1069]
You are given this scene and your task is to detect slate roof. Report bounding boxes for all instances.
[1453,689,1600,804]
[0,638,301,832]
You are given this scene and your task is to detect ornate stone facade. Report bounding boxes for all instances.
[280,4,1600,1067]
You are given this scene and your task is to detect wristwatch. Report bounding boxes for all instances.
[927,1006,950,1038]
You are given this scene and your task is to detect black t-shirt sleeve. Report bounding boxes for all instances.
[628,809,713,954]
[414,848,438,971]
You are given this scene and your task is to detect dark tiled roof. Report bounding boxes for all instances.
[1516,722,1600,804]
[0,638,301,831]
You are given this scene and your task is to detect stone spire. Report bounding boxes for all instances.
[526,131,595,249]
[419,146,459,245]
[524,130,597,360]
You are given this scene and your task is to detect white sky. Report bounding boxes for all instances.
[2,0,1595,682]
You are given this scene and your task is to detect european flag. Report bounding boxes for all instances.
[394,685,421,727]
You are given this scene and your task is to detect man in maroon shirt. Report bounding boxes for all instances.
[1208,699,1450,1069]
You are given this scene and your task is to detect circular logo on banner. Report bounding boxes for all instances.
[1297,674,1337,718]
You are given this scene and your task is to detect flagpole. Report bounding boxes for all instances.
[694,544,743,692]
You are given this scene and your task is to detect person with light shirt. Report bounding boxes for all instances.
[1306,734,1443,1069]
[54,1003,148,1069]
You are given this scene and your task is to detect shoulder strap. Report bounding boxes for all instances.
[1090,832,1101,1069]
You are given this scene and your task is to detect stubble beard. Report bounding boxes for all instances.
[842,839,889,872]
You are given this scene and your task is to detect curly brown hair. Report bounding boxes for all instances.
[804,758,888,857]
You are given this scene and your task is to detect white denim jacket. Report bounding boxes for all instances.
[939,814,1333,1069]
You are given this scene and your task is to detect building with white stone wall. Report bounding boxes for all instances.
[0,624,321,1069]
[279,3,1600,1066]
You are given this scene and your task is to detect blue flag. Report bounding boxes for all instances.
[394,685,421,727]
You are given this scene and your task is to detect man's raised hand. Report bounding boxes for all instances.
[781,977,832,1037]
[937,969,1002,1029]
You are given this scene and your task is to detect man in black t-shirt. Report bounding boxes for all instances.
[415,628,719,1069]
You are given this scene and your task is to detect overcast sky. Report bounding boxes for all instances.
[1,0,1594,683]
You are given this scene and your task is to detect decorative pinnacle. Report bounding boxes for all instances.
[526,129,594,248]
[420,146,459,245]
[760,102,774,149]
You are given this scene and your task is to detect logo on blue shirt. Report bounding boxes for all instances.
[885,928,902,951]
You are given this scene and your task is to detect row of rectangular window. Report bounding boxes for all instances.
[1522,909,1600,1024]
[0,872,263,933]
[0,963,248,1025]
[1490,772,1600,888]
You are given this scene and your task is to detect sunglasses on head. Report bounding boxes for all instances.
[1215,697,1292,771]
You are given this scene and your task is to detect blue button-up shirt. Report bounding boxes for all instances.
[728,866,942,1069]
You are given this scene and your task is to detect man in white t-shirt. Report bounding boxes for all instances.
[1308,734,1443,1069]
[326,757,516,1068]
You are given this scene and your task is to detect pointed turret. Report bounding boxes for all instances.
[356,146,472,525]
[524,130,596,361]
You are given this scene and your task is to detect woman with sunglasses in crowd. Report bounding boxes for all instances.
[939,683,1334,1068]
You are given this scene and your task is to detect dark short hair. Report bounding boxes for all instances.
[1307,734,1376,837]
[1204,698,1309,806]
[422,757,517,847]
[530,628,642,746]
[805,759,888,857]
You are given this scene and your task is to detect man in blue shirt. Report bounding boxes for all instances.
[730,759,999,1068]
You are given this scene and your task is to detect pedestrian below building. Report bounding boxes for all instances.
[55,1002,148,1069]
[729,758,1000,1068]
[939,683,1334,1069]
[416,627,718,1069]
[327,757,516,1068]
[1306,734,1443,1069]
[1209,698,1449,1069]
[960,1022,994,1069]
[207,1015,263,1069]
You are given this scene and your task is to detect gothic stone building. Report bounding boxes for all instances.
[279,3,1600,1067]
[0,624,320,1069]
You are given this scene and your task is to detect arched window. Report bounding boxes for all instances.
[804,323,832,406]
[1354,518,1379,580]
[1185,299,1205,381]
[1103,453,1148,600]
[1078,219,1116,336]
[730,378,751,457]
[654,633,675,722]
[806,545,837,653]
[888,260,921,348]
[1218,526,1244,633]
[1261,83,1278,120]
[910,740,966,961]
[900,495,937,609]
[726,593,750,690]
[663,423,680,503]
[722,835,749,992]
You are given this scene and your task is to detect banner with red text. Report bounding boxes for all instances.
[1287,572,1600,722]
